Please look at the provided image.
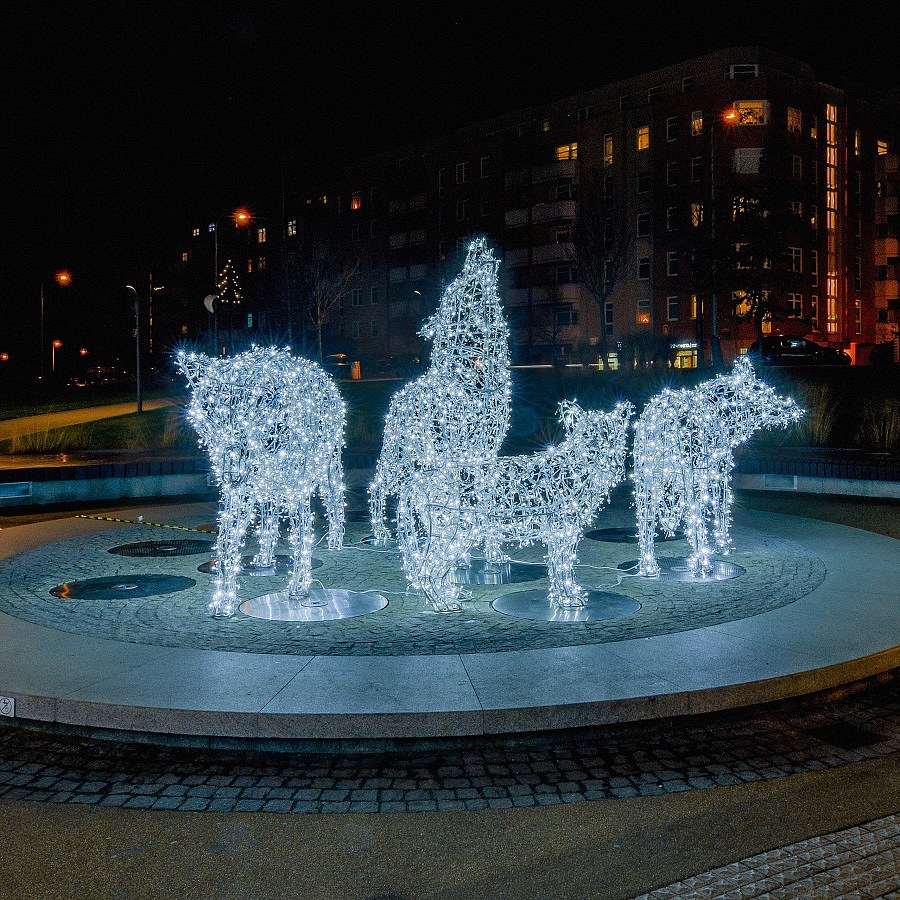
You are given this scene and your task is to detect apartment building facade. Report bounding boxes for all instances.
[173,46,899,368]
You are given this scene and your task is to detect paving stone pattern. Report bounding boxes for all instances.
[0,497,825,655]
[636,814,900,898]
[0,678,897,816]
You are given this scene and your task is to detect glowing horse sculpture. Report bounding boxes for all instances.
[369,238,511,550]
[634,356,802,578]
[400,401,633,611]
[179,346,345,616]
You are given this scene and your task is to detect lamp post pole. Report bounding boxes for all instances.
[40,270,71,382]
[126,284,142,413]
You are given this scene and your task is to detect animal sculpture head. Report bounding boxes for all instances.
[706,356,804,445]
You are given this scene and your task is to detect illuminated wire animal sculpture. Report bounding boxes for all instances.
[179,346,345,617]
[399,401,633,611]
[633,356,802,578]
[369,237,511,552]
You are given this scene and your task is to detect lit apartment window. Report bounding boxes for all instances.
[370,287,379,304]
[667,296,680,320]
[792,155,803,181]
[480,155,490,178]
[247,259,253,273]
[691,295,699,319]
[733,290,751,315]
[666,117,678,141]
[731,100,768,125]
[727,64,759,79]
[577,105,594,122]
[667,252,679,276]
[287,220,297,237]
[603,134,613,167]
[637,300,652,324]
[854,130,861,156]
[556,142,578,160]
[192,227,200,237]
[636,212,651,236]
[733,148,763,174]
[181,251,188,263]
[257,255,266,270]
[636,126,650,151]
[637,257,651,279]
[788,107,802,134]
[208,223,216,232]
[691,110,703,136]
[351,289,363,307]
[456,161,470,183]
[666,206,679,231]
[691,202,704,227]
[855,298,861,335]
[257,227,266,244]
[810,116,818,139]
[540,119,550,132]
[810,205,818,230]
[456,199,470,220]
[666,161,678,186]
[877,139,889,155]
[637,171,651,193]
[787,293,803,317]
[733,196,758,218]
[351,193,362,210]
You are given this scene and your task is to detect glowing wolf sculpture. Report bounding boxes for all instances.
[633,356,802,578]
[399,401,633,611]
[369,238,511,550]
[179,346,345,616]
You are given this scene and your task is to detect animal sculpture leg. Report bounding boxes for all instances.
[324,449,345,550]
[634,472,662,577]
[210,490,254,617]
[712,464,734,554]
[368,467,392,546]
[546,529,588,608]
[684,478,713,576]
[251,499,279,569]
[286,496,315,598]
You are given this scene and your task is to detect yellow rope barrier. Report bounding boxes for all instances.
[75,514,216,534]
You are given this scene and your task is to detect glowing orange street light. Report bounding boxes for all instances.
[232,207,252,227]
[0,352,9,362]
[51,339,63,374]
[40,270,72,381]
[55,270,72,286]
[723,109,737,123]
[79,347,89,357]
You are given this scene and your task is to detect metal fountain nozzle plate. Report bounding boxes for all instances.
[492,589,641,623]
[240,588,388,621]
[617,556,746,582]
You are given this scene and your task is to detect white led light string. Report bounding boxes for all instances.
[179,346,346,616]
[634,356,802,578]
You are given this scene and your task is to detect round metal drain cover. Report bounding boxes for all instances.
[240,588,388,622]
[109,540,215,557]
[451,559,542,585]
[618,556,746,582]
[198,555,322,576]
[50,574,197,601]
[585,527,683,544]
[492,589,641,623]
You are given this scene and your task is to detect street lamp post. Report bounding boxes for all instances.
[126,284,142,413]
[40,270,71,382]
[51,339,63,375]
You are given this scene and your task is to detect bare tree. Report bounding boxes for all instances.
[570,172,632,369]
[282,216,360,361]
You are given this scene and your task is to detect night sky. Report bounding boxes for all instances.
[3,0,899,366]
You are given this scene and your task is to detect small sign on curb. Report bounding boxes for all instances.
[0,696,15,718]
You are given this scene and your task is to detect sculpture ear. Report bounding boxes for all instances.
[558,400,581,432]
[734,355,755,377]
[178,351,206,387]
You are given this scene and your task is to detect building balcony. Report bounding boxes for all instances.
[505,248,530,267]
[532,242,573,265]
[875,280,900,303]
[531,159,579,183]
[532,200,578,223]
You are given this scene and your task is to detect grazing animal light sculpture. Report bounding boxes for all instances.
[179,346,345,617]
[633,356,802,578]
[400,401,633,611]
[369,238,511,551]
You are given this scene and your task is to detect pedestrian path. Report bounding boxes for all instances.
[636,813,899,898]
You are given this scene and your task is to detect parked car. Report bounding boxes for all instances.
[747,336,851,366]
